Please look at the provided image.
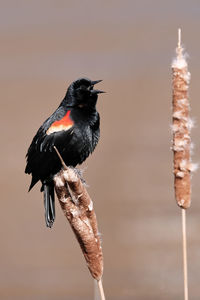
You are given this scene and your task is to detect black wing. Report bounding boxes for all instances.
[25,108,74,189]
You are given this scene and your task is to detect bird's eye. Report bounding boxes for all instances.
[79,85,92,91]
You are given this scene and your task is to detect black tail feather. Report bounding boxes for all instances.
[28,176,39,192]
[43,182,55,228]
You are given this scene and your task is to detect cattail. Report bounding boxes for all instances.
[171,29,198,300]
[53,146,105,300]
[172,29,192,209]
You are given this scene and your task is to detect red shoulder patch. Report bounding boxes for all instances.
[46,111,74,135]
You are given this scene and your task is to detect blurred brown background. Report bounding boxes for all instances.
[1,1,200,299]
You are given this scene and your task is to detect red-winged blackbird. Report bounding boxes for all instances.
[25,78,104,228]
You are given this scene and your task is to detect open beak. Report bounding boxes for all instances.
[90,80,105,94]
[91,80,102,85]
[90,89,105,94]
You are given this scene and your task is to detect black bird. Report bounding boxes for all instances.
[25,78,104,228]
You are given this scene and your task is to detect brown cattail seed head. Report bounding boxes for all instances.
[54,169,103,280]
[172,31,192,209]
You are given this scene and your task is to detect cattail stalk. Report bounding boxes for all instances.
[182,208,188,300]
[53,146,105,299]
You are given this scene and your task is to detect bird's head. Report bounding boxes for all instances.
[65,77,104,109]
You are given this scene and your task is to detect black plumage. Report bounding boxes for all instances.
[25,78,104,228]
